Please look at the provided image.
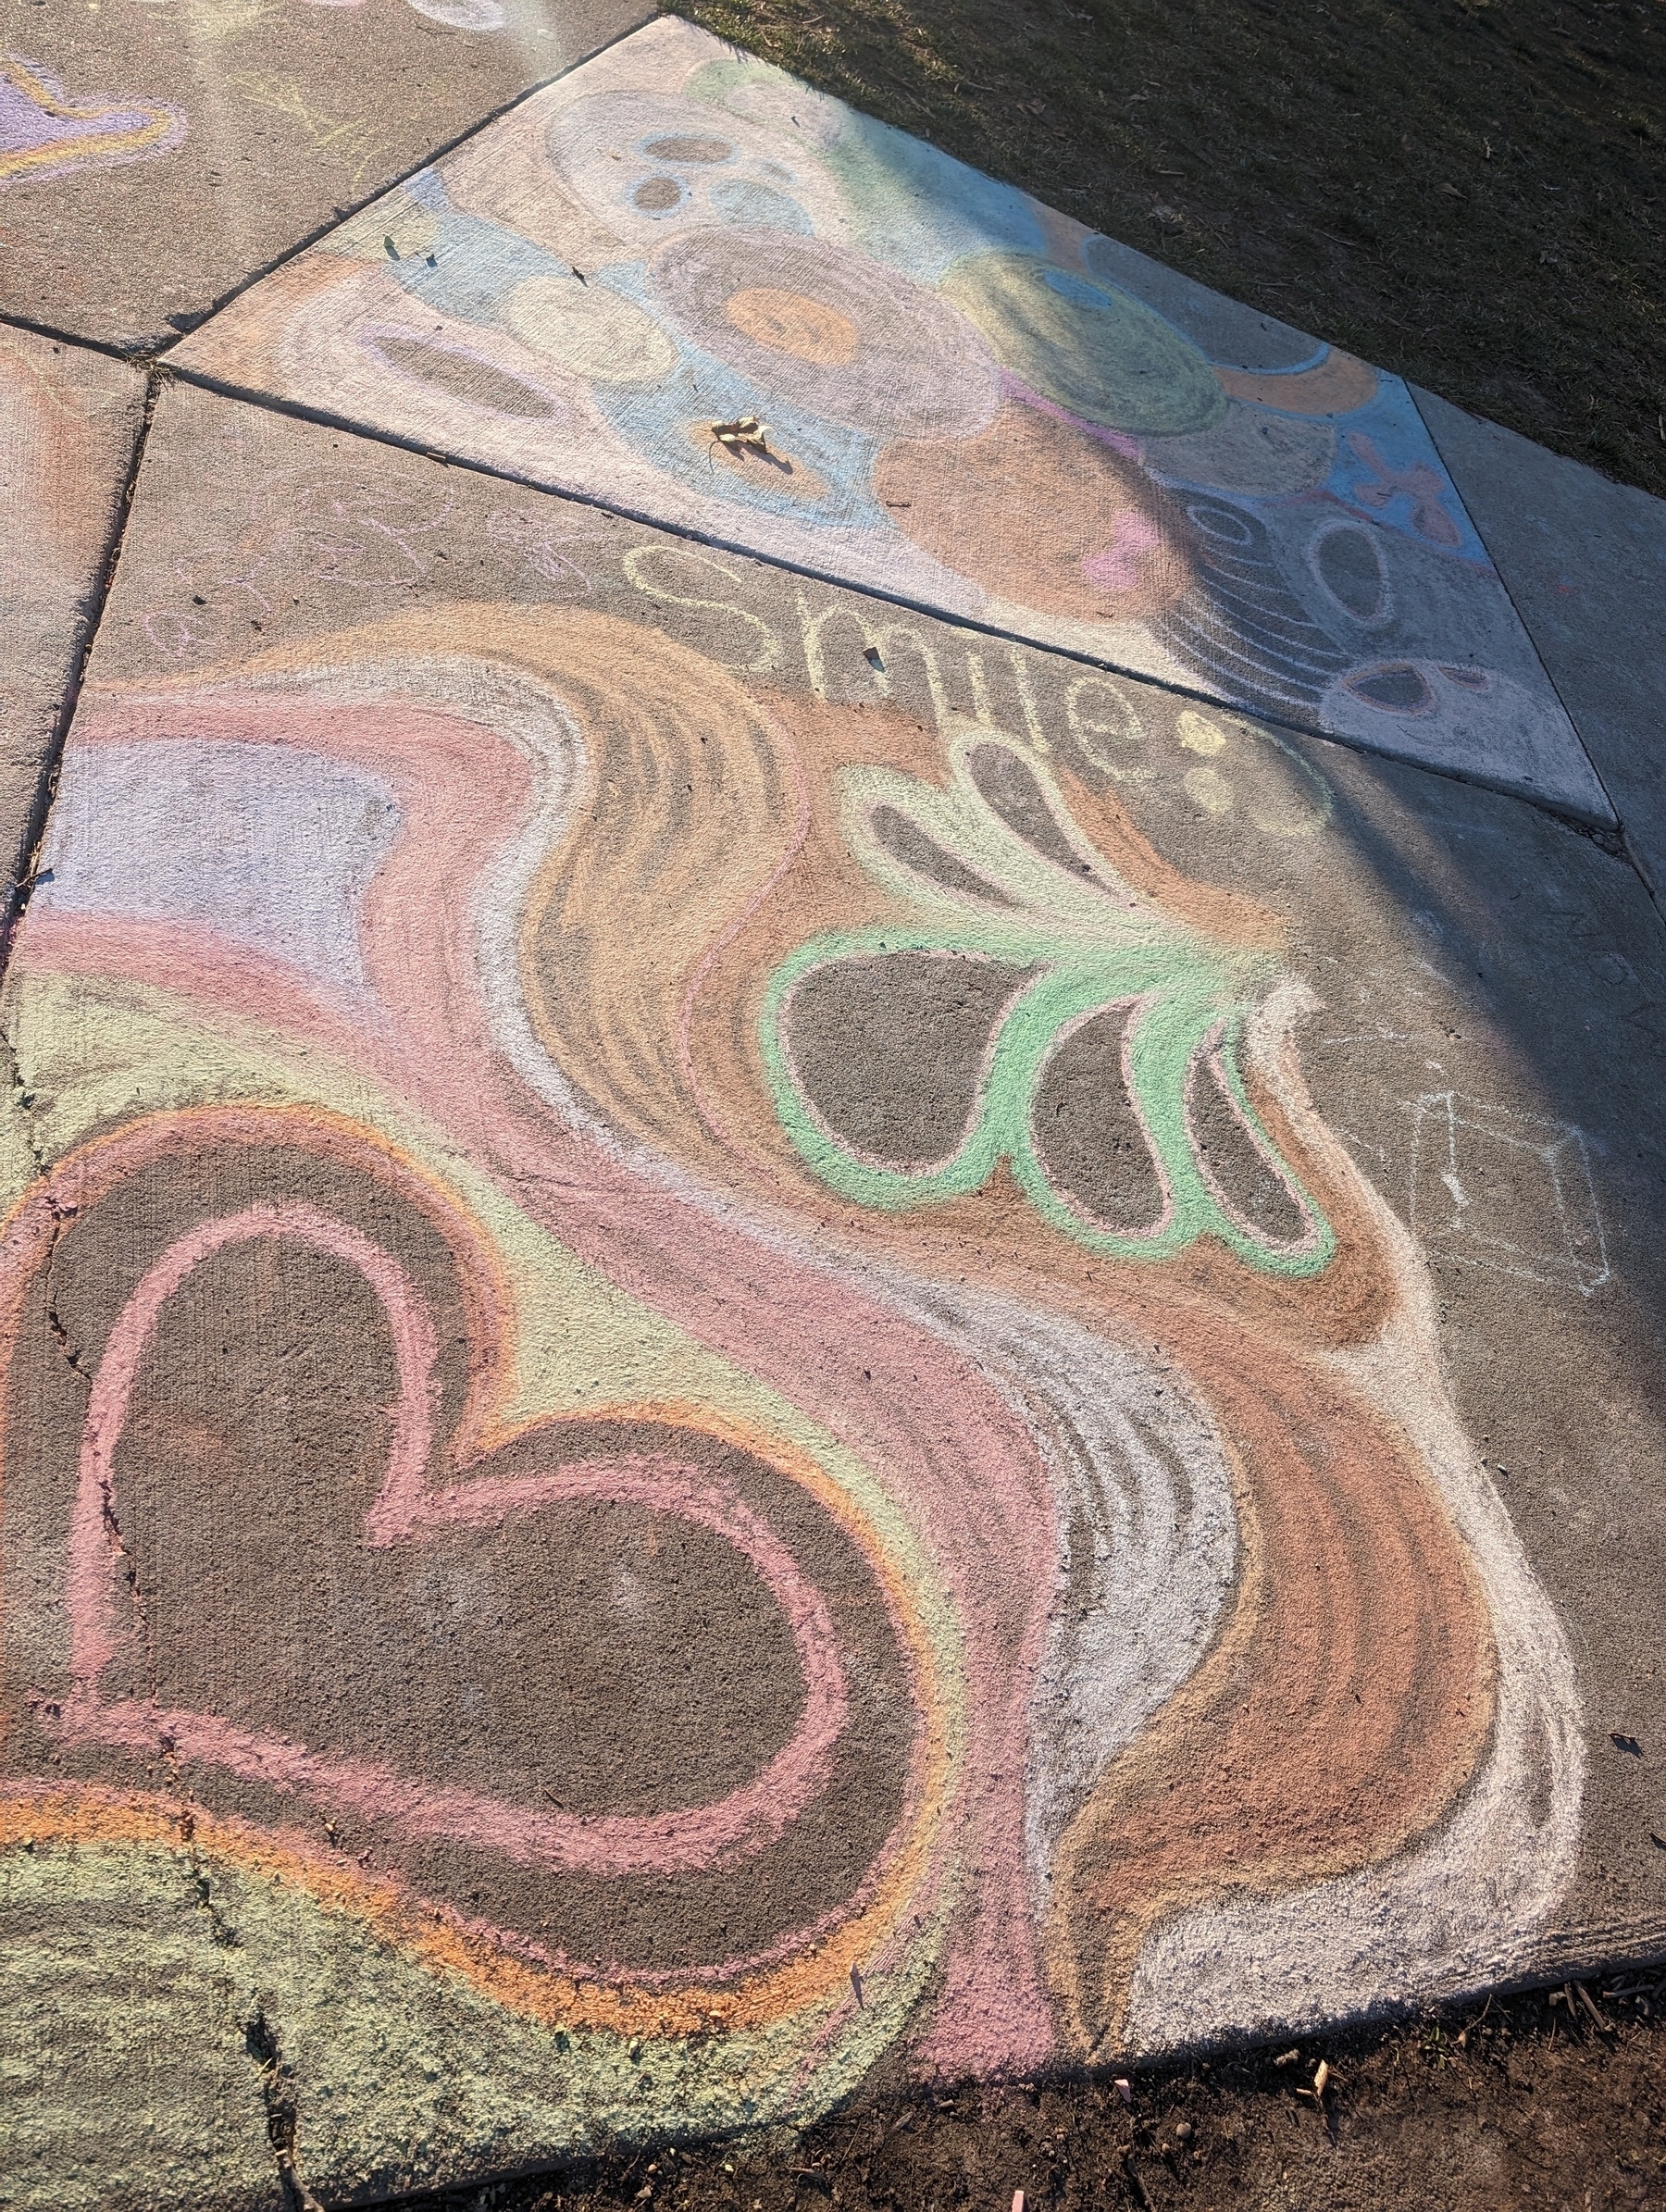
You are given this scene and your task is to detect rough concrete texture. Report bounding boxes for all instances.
[1416,385,1666,900]
[0,325,145,913]
[0,0,653,352]
[5,375,1666,2207]
[168,14,1611,824]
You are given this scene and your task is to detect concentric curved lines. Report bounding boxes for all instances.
[0,1101,960,2082]
[720,1240,1242,2071]
[650,229,1001,441]
[541,85,852,256]
[11,667,969,2120]
[759,731,1337,1277]
[218,623,1051,2069]
[1121,1073,1585,2044]
[1125,1460,1584,2046]
[160,647,602,1140]
[146,645,608,1144]
[23,616,1585,2106]
[66,1200,852,1881]
[406,641,1522,2052]
[1157,498,1354,717]
[275,267,608,472]
[356,321,573,422]
[896,1283,1239,1906]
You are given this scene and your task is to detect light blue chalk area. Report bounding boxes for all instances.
[394,171,576,325]
[590,261,889,531]
[1322,374,1492,568]
[700,175,815,233]
[824,111,1049,278]
[689,56,1047,280]
[37,740,403,992]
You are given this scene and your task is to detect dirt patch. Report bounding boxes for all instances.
[669,0,1665,501]
[370,1972,1666,2211]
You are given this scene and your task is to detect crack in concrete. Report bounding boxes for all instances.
[0,102,1657,2212]
[175,1808,242,1952]
[0,1046,329,2212]
[0,1022,309,2206]
[0,1005,168,1689]
[167,1799,302,2204]
[0,1023,93,1382]
[0,342,168,1664]
[0,6,652,369]
[248,2007,328,2212]
[1408,384,1661,926]
[0,465,331,2198]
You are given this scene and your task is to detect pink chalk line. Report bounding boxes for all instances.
[60,1201,849,1878]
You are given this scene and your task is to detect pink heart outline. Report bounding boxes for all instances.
[59,1200,850,1878]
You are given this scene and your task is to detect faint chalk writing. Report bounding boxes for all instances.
[225,74,393,191]
[142,468,454,657]
[484,508,592,593]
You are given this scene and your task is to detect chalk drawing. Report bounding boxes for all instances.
[0,54,185,186]
[222,72,398,193]
[758,726,1334,1271]
[172,15,1596,811]
[0,591,1582,2193]
[1410,1090,1610,1295]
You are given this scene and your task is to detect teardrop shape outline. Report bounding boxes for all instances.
[1182,1016,1332,1264]
[1025,994,1177,1244]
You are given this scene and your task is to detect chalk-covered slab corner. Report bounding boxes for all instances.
[176,14,1604,820]
[0,0,655,351]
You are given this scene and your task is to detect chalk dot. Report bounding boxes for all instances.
[1177,710,1227,757]
[1184,764,1235,816]
[726,285,859,367]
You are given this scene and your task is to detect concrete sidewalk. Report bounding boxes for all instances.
[2,11,1664,2209]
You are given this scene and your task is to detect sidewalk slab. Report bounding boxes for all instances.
[0,0,652,352]
[0,327,145,915]
[1415,387,1666,896]
[170,15,1610,825]
[5,378,1665,2206]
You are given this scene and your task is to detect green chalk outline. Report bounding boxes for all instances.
[759,730,1335,1279]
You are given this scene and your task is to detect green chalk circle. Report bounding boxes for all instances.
[940,253,1228,435]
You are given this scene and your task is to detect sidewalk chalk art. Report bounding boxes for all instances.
[174,16,1594,811]
[1,576,1580,2193]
